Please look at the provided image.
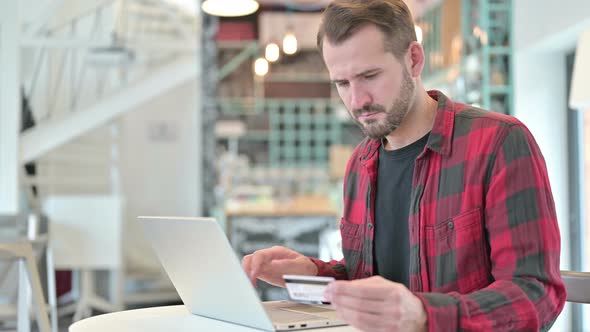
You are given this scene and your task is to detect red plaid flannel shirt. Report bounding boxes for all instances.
[310,91,566,331]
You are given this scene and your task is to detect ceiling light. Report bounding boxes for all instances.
[254,57,269,76]
[283,32,298,55]
[201,0,259,17]
[265,43,280,62]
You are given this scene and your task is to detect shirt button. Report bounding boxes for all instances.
[367,223,373,229]
[364,271,370,277]
[340,223,344,229]
[448,221,454,229]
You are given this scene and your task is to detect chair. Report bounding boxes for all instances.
[561,270,590,304]
[0,241,51,332]
[0,214,57,332]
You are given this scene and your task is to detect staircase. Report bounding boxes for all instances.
[17,0,200,316]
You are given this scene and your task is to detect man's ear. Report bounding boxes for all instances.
[406,41,425,78]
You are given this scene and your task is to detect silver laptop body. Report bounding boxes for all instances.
[139,216,346,331]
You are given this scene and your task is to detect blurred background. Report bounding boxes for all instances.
[0,0,589,331]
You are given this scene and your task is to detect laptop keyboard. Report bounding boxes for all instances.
[267,308,327,324]
[280,303,335,314]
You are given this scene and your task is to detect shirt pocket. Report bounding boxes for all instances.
[425,207,491,294]
[339,218,363,279]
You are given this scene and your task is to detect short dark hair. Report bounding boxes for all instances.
[317,0,417,59]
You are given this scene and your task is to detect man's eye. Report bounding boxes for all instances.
[335,82,349,88]
[364,73,377,80]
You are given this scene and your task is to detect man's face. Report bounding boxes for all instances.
[323,25,415,139]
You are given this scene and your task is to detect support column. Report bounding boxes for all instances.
[201,14,218,216]
[0,1,21,214]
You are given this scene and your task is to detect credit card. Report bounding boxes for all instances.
[283,275,335,304]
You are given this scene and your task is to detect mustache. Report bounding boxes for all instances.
[353,104,385,117]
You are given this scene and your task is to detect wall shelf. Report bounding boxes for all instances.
[419,0,513,115]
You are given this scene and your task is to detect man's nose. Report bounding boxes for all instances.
[350,86,372,111]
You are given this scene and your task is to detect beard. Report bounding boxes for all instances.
[352,69,415,140]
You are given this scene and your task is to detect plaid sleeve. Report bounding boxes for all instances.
[415,123,566,331]
[309,257,349,279]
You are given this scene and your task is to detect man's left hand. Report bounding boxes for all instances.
[323,276,427,332]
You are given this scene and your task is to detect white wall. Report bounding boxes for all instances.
[513,0,590,330]
[514,0,590,53]
[119,79,202,270]
[513,53,571,329]
[0,1,20,214]
[513,53,569,266]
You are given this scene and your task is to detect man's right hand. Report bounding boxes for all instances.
[241,246,318,287]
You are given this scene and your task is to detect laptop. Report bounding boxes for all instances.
[138,216,347,331]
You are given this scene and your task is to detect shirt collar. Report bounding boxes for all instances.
[426,90,455,156]
[358,90,455,162]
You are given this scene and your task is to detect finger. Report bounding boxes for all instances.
[241,255,257,286]
[329,293,385,315]
[241,254,251,273]
[249,250,271,280]
[328,278,399,300]
[249,246,299,276]
[333,303,384,332]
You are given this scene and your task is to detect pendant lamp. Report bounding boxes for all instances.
[201,0,259,17]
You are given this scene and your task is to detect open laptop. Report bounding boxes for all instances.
[138,216,347,331]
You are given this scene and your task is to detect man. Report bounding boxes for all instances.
[242,0,566,331]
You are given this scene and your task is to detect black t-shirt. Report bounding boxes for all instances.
[374,133,429,286]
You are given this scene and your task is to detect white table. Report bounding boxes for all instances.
[69,305,359,332]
